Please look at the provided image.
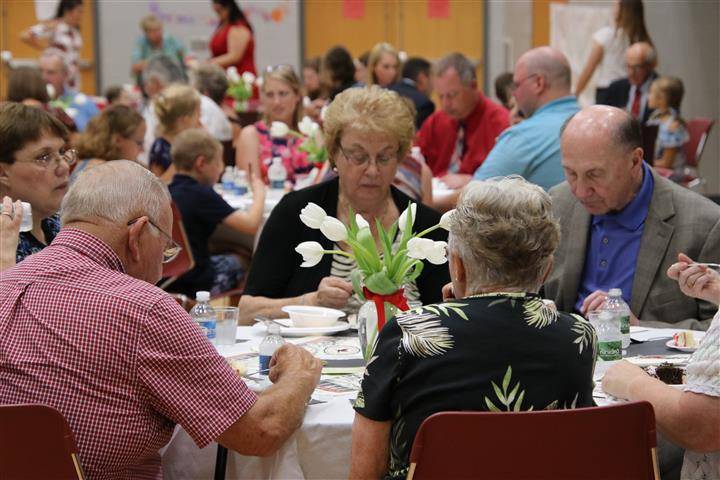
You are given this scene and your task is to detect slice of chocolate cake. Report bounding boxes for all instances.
[648,362,685,385]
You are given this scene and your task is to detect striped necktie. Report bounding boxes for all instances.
[448,123,465,173]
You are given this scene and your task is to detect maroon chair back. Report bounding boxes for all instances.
[408,402,659,480]
[0,404,85,479]
[684,118,714,167]
[161,201,195,283]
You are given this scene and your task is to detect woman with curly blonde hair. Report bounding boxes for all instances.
[238,86,449,324]
[71,105,145,183]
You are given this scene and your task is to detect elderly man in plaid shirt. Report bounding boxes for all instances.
[0,160,322,479]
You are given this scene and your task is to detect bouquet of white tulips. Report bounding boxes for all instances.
[295,202,453,298]
[226,67,257,112]
[269,116,328,165]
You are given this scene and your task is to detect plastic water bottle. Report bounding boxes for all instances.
[190,291,216,344]
[596,310,622,363]
[221,166,234,191]
[258,323,285,375]
[267,157,287,190]
[603,288,631,352]
[233,168,248,195]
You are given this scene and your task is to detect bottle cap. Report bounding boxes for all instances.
[608,288,622,297]
[195,291,210,301]
[267,323,281,335]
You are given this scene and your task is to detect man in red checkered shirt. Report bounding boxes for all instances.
[0,160,321,479]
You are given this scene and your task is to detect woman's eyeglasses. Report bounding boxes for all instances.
[338,144,397,167]
[22,148,78,169]
[127,217,182,263]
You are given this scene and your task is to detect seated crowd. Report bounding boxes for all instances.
[0,4,718,478]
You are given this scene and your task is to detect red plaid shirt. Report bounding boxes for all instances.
[0,229,257,479]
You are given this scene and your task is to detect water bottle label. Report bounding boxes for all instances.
[235,185,248,195]
[270,180,284,189]
[620,314,630,335]
[222,180,234,190]
[259,354,272,374]
[197,320,216,340]
[598,340,621,361]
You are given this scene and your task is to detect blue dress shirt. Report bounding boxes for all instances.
[60,89,100,131]
[473,96,580,191]
[574,162,655,311]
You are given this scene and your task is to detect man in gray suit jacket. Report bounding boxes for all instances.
[545,106,720,330]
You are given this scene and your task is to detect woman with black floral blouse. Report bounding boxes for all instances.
[350,176,598,479]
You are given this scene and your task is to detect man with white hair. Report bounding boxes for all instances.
[603,42,658,124]
[471,46,579,191]
[545,105,720,330]
[39,48,99,131]
[0,161,322,478]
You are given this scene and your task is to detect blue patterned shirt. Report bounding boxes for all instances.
[16,214,61,264]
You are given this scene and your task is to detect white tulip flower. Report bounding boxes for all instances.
[270,121,290,138]
[300,202,327,229]
[398,203,417,230]
[320,216,348,242]
[74,93,87,105]
[355,214,370,230]
[298,116,315,136]
[226,66,241,83]
[406,237,434,260]
[255,76,264,88]
[426,241,448,265]
[295,241,325,267]
[242,71,256,85]
[439,209,455,231]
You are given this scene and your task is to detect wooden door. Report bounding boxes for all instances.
[304,0,485,91]
[0,0,97,99]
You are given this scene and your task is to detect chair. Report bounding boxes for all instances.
[0,404,85,479]
[160,201,195,290]
[683,118,714,167]
[407,402,659,480]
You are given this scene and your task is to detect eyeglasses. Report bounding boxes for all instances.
[338,144,397,168]
[20,148,77,169]
[127,216,182,264]
[510,73,539,91]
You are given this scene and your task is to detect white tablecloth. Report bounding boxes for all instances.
[162,325,693,479]
[162,326,357,480]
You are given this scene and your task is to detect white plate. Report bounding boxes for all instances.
[253,320,350,337]
[666,331,705,353]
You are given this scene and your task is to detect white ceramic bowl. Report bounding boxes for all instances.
[281,305,346,328]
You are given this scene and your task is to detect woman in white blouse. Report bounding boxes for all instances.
[603,253,719,480]
[574,0,653,104]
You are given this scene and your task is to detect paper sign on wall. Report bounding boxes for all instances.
[428,0,450,19]
[343,0,365,20]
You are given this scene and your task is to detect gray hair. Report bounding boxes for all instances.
[434,52,476,85]
[449,176,560,293]
[192,64,228,105]
[61,160,170,226]
[142,53,186,88]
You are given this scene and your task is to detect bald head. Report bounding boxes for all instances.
[560,106,645,215]
[518,46,572,91]
[626,42,656,86]
[512,46,571,117]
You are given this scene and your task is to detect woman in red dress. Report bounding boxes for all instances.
[209,0,256,82]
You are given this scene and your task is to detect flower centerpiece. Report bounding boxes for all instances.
[294,202,454,359]
[226,67,256,112]
[269,116,328,165]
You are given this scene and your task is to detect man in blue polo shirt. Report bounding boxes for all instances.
[472,46,579,191]
[545,105,720,330]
